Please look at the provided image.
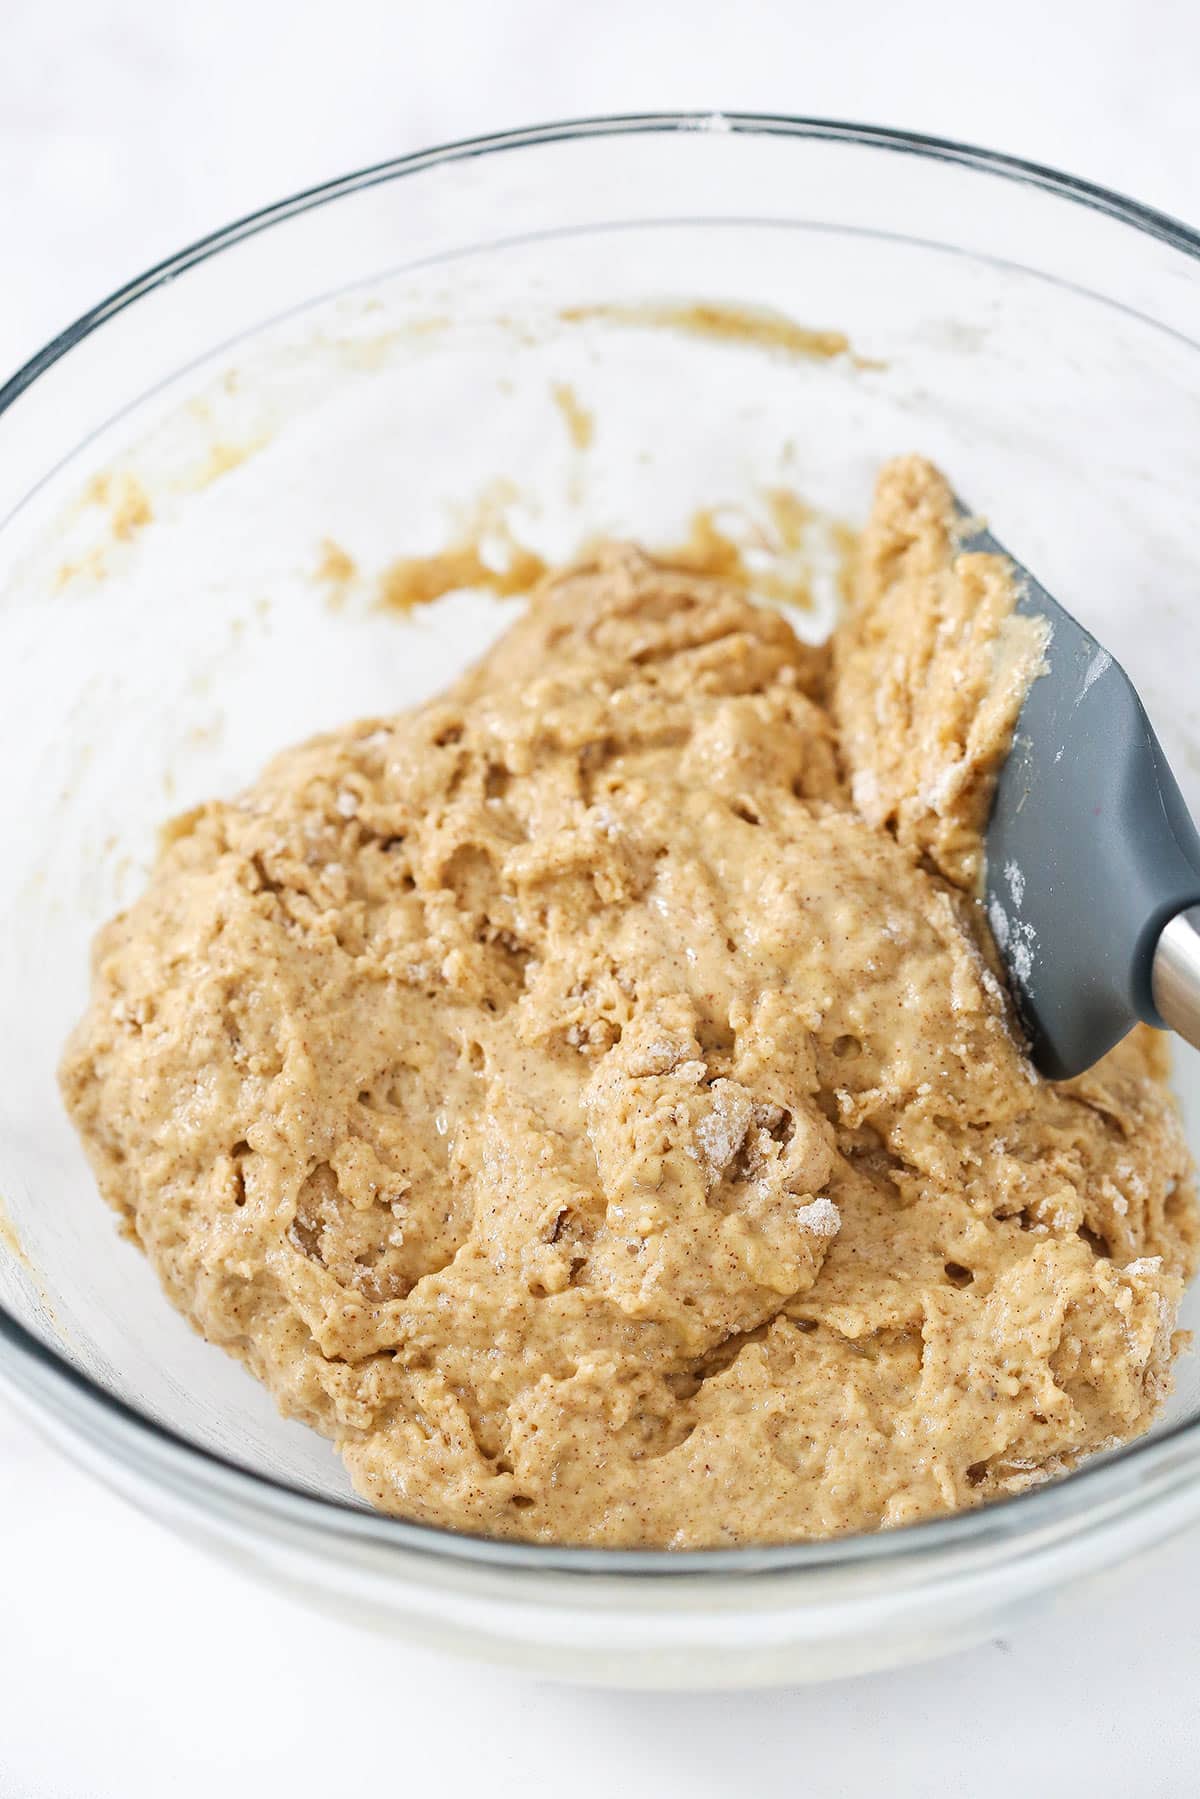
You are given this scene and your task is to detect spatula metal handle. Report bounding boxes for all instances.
[1151,907,1200,1054]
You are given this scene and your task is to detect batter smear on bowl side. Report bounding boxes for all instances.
[61,457,1198,1547]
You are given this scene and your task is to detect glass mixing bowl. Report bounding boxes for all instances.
[1,115,1199,1690]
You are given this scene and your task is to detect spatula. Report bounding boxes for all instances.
[958,508,1200,1080]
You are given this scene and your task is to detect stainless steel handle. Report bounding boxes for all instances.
[1151,906,1200,1050]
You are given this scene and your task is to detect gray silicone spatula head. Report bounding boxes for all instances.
[960,509,1200,1080]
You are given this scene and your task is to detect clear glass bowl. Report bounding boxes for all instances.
[2,115,1199,1689]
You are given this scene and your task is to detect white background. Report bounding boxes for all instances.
[2,2,1199,1794]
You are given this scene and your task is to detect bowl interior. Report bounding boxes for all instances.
[1,122,1198,1514]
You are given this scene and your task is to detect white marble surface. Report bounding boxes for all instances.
[2,2,1199,1794]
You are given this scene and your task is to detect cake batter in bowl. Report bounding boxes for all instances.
[2,116,1200,1684]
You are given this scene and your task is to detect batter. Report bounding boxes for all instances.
[61,456,1198,1547]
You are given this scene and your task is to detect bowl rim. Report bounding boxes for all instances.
[3,109,1199,1579]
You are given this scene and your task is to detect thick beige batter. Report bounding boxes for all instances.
[61,457,1198,1547]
